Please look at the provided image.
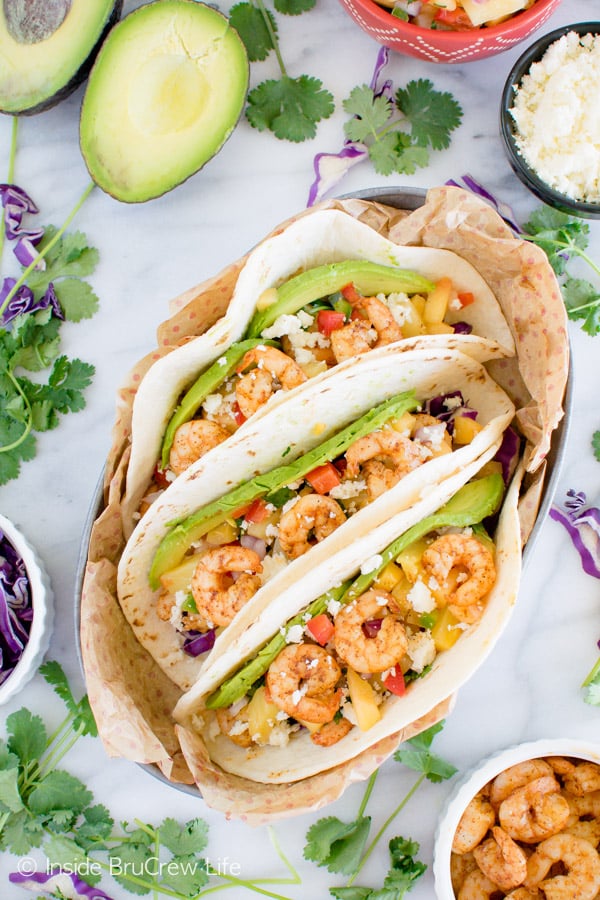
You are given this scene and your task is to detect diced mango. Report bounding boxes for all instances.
[425,322,454,335]
[374,561,403,592]
[346,667,382,731]
[246,510,280,540]
[205,520,239,545]
[396,537,430,582]
[401,299,426,338]
[411,294,426,317]
[453,415,483,445]
[390,412,416,434]
[246,686,281,744]
[297,719,323,734]
[391,572,414,617]
[424,277,452,324]
[299,359,328,379]
[431,606,462,651]
[160,554,203,593]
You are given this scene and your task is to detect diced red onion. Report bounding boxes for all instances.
[10,870,116,899]
[183,628,216,657]
[550,490,600,579]
[394,0,422,14]
[362,618,383,638]
[240,534,268,560]
[452,321,473,334]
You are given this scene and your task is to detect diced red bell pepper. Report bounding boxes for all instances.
[244,497,270,523]
[341,283,363,304]
[153,464,171,489]
[383,667,406,697]
[233,401,247,426]
[306,613,335,646]
[317,309,346,337]
[457,291,475,308]
[433,8,476,29]
[305,462,342,494]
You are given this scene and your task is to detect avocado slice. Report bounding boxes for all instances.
[205,473,505,710]
[0,0,122,115]
[246,261,436,339]
[79,1,249,202]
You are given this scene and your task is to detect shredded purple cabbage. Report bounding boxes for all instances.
[307,48,391,207]
[550,491,600,579]
[451,321,473,335]
[14,235,46,270]
[0,528,33,686]
[1,278,63,325]
[184,628,216,657]
[445,175,521,235]
[10,870,115,899]
[494,426,520,486]
[0,183,45,274]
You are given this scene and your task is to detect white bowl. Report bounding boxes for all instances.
[433,738,600,899]
[0,514,54,705]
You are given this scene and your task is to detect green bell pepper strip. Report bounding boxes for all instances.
[204,473,504,710]
[149,390,419,588]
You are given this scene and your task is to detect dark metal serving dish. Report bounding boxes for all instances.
[74,185,572,796]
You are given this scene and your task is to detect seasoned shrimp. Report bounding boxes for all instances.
[266,644,342,724]
[330,318,376,363]
[565,816,600,848]
[345,430,426,500]
[452,793,497,854]
[334,590,408,674]
[235,346,307,418]
[278,494,346,559]
[524,833,600,899]
[473,826,528,892]
[169,419,230,475]
[410,413,452,458]
[489,759,555,809]
[565,790,600,819]
[562,762,600,798]
[310,716,353,747]
[191,545,262,627]
[451,851,479,895]
[355,296,404,345]
[216,705,252,748]
[505,890,540,899]
[498,775,570,843]
[457,868,502,900]
[421,533,496,624]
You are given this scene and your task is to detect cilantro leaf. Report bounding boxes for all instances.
[159,817,209,856]
[522,207,590,274]
[562,277,600,336]
[28,228,99,288]
[0,808,44,854]
[585,679,600,705]
[45,833,101,885]
[28,771,93,819]
[330,836,426,900]
[52,278,99,322]
[39,661,98,737]
[343,86,392,143]
[330,889,372,899]
[110,840,155,894]
[275,0,316,12]
[6,708,47,765]
[0,421,36,484]
[0,768,24,813]
[593,431,600,462]
[246,75,334,142]
[394,721,457,783]
[75,804,114,851]
[368,133,405,177]
[161,854,210,896]
[304,815,371,875]
[230,3,276,61]
[395,79,462,150]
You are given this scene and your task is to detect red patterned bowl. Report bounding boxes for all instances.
[336,0,563,63]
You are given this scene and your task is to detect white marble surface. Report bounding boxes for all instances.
[1,1,600,897]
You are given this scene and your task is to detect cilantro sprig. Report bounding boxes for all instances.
[520,206,600,336]
[593,431,600,462]
[343,79,462,176]
[230,0,334,142]
[304,722,456,898]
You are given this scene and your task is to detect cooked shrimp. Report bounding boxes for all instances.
[355,296,404,345]
[345,430,426,500]
[169,419,230,475]
[457,868,502,900]
[266,644,342,725]
[546,756,577,777]
[473,826,528,892]
[410,413,452,458]
[310,716,353,747]
[278,493,346,559]
[421,533,496,625]
[524,833,600,899]
[451,851,479,895]
[452,793,497,854]
[330,318,376,363]
[565,790,600,819]
[216,705,252,748]
[505,890,540,899]
[191,545,262,627]
[565,816,600,849]
[562,762,600,798]
[490,759,555,809]
[334,589,408,674]
[235,346,307,418]
[498,775,570,843]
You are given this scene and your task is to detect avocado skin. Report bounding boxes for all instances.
[0,1,123,116]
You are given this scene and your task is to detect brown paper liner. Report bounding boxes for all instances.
[80,187,569,814]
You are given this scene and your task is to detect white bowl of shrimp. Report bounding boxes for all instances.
[433,738,600,900]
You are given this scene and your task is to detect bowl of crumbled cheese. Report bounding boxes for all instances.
[500,23,600,218]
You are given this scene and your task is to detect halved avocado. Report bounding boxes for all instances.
[0,0,123,115]
[79,0,249,203]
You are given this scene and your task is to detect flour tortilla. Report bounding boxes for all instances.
[121,208,515,533]
[172,457,523,784]
[117,346,515,692]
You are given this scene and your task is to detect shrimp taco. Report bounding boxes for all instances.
[172,462,523,787]
[121,207,515,533]
[117,346,515,692]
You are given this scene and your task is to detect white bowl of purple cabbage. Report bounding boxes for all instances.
[0,514,53,704]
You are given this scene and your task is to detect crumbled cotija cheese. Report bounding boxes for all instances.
[510,31,600,203]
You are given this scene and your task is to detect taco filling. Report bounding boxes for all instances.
[153,390,491,658]
[142,263,485,507]
[192,474,503,752]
